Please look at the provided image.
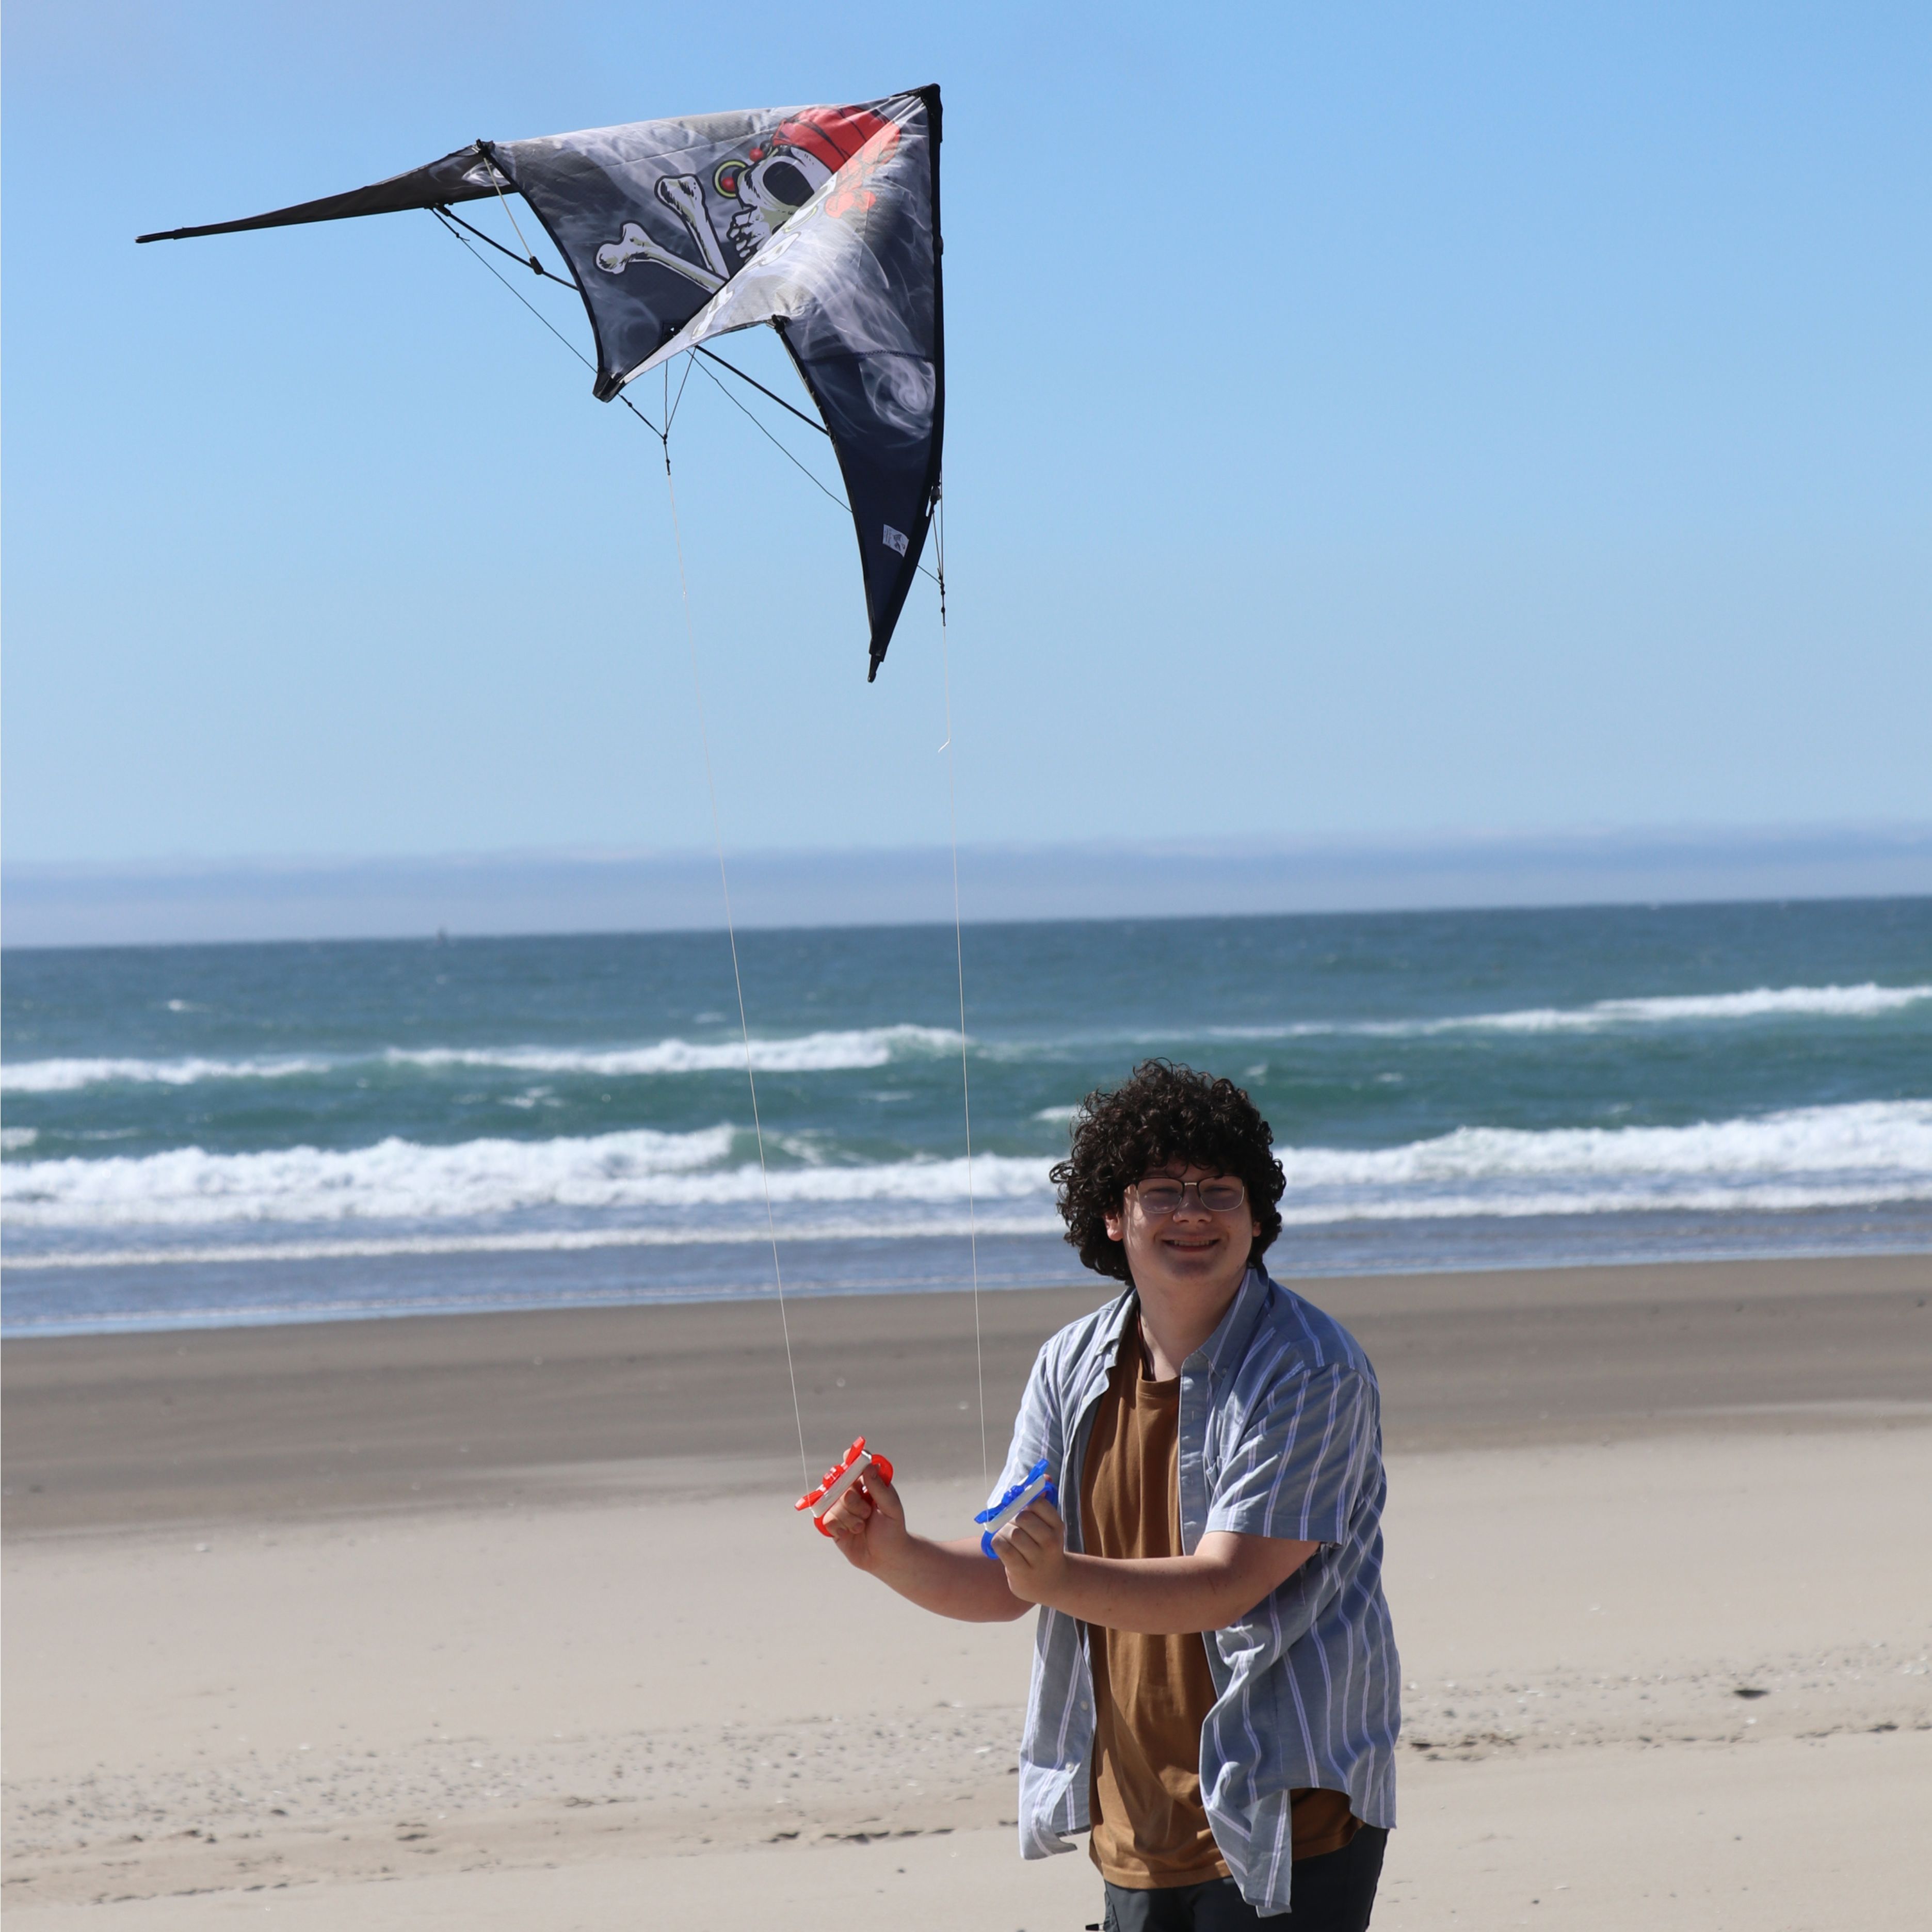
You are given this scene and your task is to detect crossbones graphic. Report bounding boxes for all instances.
[595,174,732,291]
[593,106,898,289]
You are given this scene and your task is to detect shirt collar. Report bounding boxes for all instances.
[1095,1285,1137,1365]
[1191,1265,1272,1381]
[1094,1265,1271,1388]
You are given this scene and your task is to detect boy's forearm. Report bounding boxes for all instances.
[872,1533,1033,1622]
[1032,1545,1312,1634]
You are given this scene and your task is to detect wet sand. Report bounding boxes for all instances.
[8,1252,1930,1535]
[5,1253,1930,1927]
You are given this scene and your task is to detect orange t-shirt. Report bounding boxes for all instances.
[1081,1318,1359,1888]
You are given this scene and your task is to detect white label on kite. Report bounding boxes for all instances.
[882,524,910,555]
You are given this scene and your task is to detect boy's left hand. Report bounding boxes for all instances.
[991,1494,1069,1604]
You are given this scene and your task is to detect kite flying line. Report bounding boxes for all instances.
[451,142,982,1502]
[427,200,796,1384]
[138,87,989,1516]
[935,489,989,1488]
[427,194,979,1493]
[659,426,810,1488]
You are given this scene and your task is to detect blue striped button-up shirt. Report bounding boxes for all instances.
[994,1266,1399,1915]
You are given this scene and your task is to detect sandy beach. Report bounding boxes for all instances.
[6,1253,1930,1927]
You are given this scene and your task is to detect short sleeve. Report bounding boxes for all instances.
[1203,1365,1374,1547]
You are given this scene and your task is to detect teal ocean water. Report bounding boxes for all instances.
[4,899,1928,1335]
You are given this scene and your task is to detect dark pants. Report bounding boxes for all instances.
[1100,1829,1387,1931]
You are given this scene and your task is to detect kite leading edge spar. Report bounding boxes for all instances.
[138,87,944,679]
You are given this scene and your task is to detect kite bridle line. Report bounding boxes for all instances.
[693,357,847,516]
[430,204,941,585]
[429,209,666,437]
[688,353,940,590]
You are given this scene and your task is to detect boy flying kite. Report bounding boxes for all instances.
[823,1061,1399,1929]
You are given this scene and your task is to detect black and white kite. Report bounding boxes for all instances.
[140,88,944,677]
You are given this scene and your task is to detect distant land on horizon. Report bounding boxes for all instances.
[4,825,1929,949]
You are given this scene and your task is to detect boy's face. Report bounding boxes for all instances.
[1103,1161,1261,1313]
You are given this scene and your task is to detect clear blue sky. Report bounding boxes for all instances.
[4,2,1927,865]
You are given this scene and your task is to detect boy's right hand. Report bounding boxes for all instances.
[820,1466,910,1575]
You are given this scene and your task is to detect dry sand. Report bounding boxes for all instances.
[5,1254,1930,1927]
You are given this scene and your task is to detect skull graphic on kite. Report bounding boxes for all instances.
[138,88,944,678]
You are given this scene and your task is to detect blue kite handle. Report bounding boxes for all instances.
[974,1457,1058,1559]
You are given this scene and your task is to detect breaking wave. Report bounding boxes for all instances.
[4,1102,1927,1262]
[0,1126,1049,1234]
[1213,982,1932,1041]
[0,1055,334,1094]
[384,1025,960,1077]
[4,985,1922,1097]
[0,1026,960,1094]
[1271,1100,1932,1220]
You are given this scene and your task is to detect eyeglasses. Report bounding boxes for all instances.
[1132,1176,1248,1216]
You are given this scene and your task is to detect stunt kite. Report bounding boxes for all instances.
[139,88,944,677]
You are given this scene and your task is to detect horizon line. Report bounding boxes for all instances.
[5,824,1929,951]
[7,818,1930,881]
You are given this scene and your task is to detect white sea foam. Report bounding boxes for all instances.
[1,1128,40,1152]
[0,1025,961,1094]
[384,1025,960,1077]
[1212,983,1932,1042]
[0,1126,1049,1233]
[1418,983,1932,1033]
[3,1102,1927,1252]
[1267,1101,1932,1221]
[0,1055,334,1094]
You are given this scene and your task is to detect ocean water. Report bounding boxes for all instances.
[3,899,1928,1335]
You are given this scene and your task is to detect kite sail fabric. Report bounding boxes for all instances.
[139,88,943,677]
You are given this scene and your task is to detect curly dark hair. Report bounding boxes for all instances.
[1049,1060,1286,1284]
